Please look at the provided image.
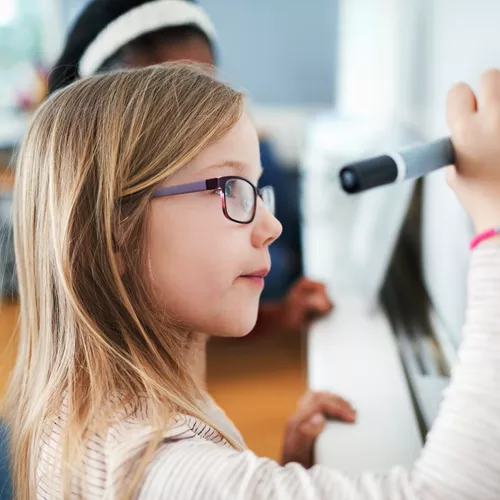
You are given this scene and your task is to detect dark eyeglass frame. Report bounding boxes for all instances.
[151,176,274,225]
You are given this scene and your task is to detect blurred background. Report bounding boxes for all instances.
[0,0,498,480]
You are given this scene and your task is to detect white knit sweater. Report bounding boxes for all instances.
[37,245,500,499]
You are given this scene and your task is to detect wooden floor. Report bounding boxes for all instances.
[0,302,18,400]
[0,302,306,461]
[207,334,307,459]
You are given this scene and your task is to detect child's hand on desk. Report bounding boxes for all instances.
[280,391,356,469]
[278,278,334,335]
[446,69,500,232]
[251,278,332,339]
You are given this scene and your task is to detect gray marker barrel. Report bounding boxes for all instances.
[339,137,455,194]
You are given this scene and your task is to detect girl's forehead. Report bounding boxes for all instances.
[171,114,261,183]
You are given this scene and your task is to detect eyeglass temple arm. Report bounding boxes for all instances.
[151,179,219,199]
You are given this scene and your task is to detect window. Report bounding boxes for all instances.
[0,0,16,26]
[0,0,45,111]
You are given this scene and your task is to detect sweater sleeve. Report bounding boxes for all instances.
[139,244,500,500]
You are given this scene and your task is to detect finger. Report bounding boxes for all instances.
[302,293,332,314]
[293,277,328,295]
[300,391,354,411]
[296,390,317,410]
[479,68,500,110]
[321,398,357,423]
[317,392,353,409]
[298,412,326,438]
[308,392,357,422]
[295,392,356,423]
[446,82,477,138]
[293,393,327,424]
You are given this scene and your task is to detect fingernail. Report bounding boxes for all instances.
[310,413,324,426]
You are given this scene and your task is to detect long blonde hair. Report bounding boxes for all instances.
[5,63,244,499]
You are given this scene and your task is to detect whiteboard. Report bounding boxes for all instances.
[416,0,500,347]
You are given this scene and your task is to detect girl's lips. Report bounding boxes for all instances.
[240,276,265,287]
[241,268,270,278]
[239,268,270,287]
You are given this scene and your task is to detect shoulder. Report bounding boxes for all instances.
[38,398,225,496]
[138,438,261,499]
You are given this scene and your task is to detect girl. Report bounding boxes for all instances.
[49,0,333,336]
[6,63,500,498]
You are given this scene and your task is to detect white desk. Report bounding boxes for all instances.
[308,297,423,473]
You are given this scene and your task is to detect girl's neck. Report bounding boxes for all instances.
[190,334,208,392]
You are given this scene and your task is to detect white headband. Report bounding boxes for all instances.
[79,0,217,78]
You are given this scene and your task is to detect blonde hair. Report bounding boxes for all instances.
[5,63,244,499]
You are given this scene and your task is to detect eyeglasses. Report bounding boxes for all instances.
[151,176,275,224]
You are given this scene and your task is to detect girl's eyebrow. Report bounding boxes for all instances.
[205,160,264,177]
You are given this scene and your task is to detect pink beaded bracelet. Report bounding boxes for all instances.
[470,227,500,250]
